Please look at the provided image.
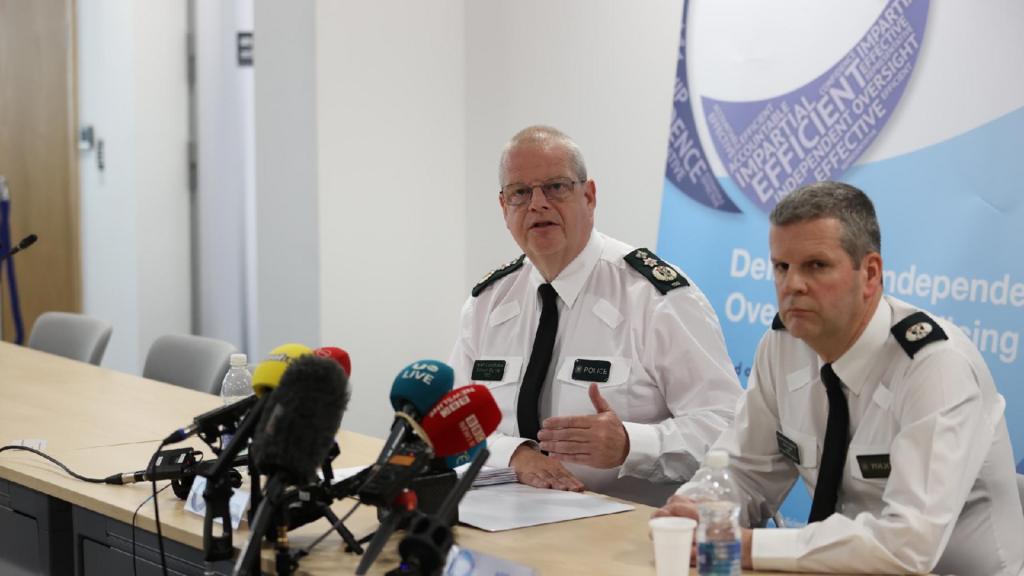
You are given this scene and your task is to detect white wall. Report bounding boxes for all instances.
[464,0,684,277]
[314,1,467,437]
[195,0,256,357]
[252,0,321,358]
[78,0,190,374]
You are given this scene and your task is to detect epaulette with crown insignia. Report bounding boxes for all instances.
[891,311,947,358]
[472,255,526,297]
[623,248,689,295]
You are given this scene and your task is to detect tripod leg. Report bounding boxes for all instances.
[320,506,364,555]
[355,511,404,575]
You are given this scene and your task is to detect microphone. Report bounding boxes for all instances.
[197,343,314,563]
[237,355,350,575]
[353,386,498,576]
[420,385,501,458]
[252,342,312,396]
[390,360,453,415]
[250,354,350,485]
[377,360,454,466]
[162,394,259,444]
[0,233,37,263]
[313,346,351,376]
[163,343,310,445]
[358,384,499,506]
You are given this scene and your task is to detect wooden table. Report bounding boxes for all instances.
[0,342,779,575]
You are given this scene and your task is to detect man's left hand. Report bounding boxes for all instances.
[538,383,629,468]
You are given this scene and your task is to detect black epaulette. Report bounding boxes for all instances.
[623,248,689,295]
[771,313,786,331]
[472,255,525,297]
[891,311,947,358]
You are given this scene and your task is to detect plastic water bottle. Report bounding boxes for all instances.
[219,353,252,445]
[679,450,742,575]
[220,353,253,404]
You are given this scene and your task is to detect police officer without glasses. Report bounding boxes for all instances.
[656,182,1024,574]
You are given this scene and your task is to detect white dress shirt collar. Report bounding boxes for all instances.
[830,297,892,396]
[527,229,603,309]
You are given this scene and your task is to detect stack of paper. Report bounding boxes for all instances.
[456,464,518,487]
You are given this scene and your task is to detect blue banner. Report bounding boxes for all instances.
[659,0,1024,524]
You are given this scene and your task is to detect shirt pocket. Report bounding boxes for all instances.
[473,356,523,433]
[555,355,631,390]
[553,356,631,415]
[780,426,819,469]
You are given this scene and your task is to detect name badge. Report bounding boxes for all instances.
[856,454,891,479]
[471,360,506,381]
[572,359,611,383]
[776,431,800,465]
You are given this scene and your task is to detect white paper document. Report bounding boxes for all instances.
[458,483,634,532]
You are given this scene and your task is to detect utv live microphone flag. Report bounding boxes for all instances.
[376,359,454,465]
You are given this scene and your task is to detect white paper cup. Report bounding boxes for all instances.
[649,516,697,576]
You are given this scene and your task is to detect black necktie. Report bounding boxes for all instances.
[808,363,850,523]
[517,283,558,441]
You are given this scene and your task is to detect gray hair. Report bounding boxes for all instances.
[499,125,588,185]
[770,181,881,266]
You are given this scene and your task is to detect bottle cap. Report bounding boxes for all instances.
[230,353,248,367]
[705,449,729,469]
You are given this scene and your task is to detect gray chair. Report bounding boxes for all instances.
[143,334,236,394]
[27,311,113,366]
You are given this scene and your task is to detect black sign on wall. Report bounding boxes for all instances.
[237,32,253,66]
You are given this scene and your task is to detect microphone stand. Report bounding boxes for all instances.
[387,447,489,576]
[235,475,287,576]
[272,443,365,560]
[354,441,434,575]
[200,396,266,563]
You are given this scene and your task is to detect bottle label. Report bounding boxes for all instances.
[697,540,741,576]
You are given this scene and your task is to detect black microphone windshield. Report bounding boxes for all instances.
[250,355,349,485]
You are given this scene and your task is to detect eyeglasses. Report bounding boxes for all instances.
[500,178,581,207]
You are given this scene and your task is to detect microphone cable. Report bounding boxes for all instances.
[131,482,171,576]
[0,445,109,483]
[0,443,176,576]
[147,439,173,576]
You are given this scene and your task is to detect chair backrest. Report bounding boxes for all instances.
[27,311,113,366]
[143,334,237,395]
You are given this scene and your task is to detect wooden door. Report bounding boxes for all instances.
[0,0,81,342]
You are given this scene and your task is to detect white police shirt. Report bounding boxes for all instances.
[450,230,742,506]
[696,295,1023,575]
